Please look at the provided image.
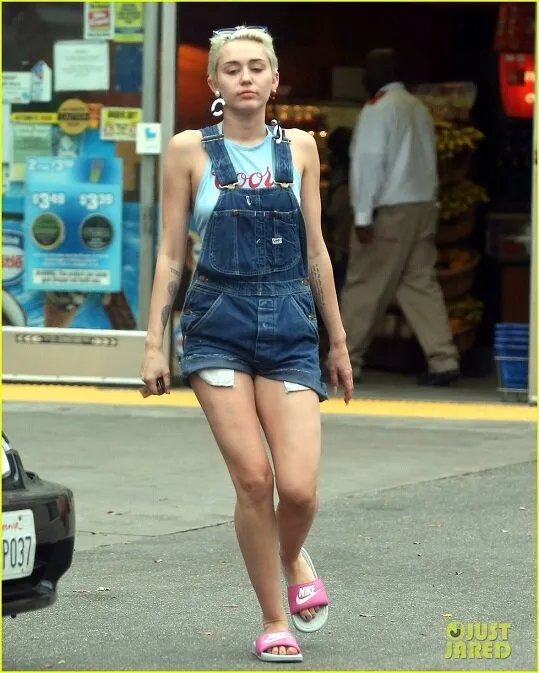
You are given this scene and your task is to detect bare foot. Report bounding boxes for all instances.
[282,554,319,622]
[262,619,299,657]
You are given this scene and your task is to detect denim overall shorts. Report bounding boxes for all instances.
[179,125,328,402]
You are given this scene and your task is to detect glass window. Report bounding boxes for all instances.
[2,2,146,332]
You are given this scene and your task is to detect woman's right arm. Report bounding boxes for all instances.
[141,131,197,394]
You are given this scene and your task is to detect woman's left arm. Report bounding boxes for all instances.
[294,131,353,401]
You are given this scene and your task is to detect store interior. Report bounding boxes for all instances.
[169,2,535,401]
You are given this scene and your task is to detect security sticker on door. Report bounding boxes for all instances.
[136,123,161,155]
[2,509,37,581]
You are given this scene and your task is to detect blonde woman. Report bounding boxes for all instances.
[141,26,353,663]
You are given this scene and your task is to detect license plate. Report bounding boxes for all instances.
[2,509,36,581]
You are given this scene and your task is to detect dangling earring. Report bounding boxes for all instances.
[269,90,284,143]
[270,119,283,144]
[210,91,225,117]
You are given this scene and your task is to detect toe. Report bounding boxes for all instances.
[287,647,298,655]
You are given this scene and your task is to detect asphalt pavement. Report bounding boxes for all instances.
[2,402,536,671]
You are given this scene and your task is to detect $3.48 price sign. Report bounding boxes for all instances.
[31,192,66,209]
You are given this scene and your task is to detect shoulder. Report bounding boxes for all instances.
[358,94,397,129]
[167,129,202,155]
[285,128,318,156]
[165,130,203,170]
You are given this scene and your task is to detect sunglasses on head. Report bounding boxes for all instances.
[213,25,268,36]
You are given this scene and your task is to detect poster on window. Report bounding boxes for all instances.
[3,201,140,330]
[84,2,115,40]
[23,155,123,293]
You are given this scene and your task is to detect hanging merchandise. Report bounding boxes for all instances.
[30,61,52,103]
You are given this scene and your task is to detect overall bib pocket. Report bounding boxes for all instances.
[271,210,302,270]
[208,210,258,276]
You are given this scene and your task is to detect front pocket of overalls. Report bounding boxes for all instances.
[289,293,319,337]
[208,210,257,275]
[181,289,224,336]
[271,210,301,270]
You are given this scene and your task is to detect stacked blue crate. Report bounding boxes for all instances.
[494,323,529,398]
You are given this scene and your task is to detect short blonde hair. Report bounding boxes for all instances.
[207,27,278,80]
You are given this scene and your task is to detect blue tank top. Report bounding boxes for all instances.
[193,127,302,242]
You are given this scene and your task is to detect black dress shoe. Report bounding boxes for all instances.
[417,369,460,387]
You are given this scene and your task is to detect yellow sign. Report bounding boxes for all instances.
[57,99,90,135]
[10,112,58,124]
[100,107,142,142]
[114,3,144,43]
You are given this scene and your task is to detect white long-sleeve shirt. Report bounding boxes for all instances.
[349,82,438,226]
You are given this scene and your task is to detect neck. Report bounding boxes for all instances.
[221,109,268,145]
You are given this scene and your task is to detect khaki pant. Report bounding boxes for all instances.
[340,202,459,375]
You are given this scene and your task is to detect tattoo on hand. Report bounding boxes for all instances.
[161,305,171,329]
[309,264,325,308]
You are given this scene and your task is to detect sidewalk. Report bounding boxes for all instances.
[2,401,536,670]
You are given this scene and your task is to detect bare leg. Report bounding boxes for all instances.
[255,377,322,622]
[190,372,297,657]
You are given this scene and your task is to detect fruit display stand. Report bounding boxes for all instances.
[435,122,485,186]
[434,122,489,355]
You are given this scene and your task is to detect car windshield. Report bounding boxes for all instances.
[2,436,12,477]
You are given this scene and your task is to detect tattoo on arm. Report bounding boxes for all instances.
[161,305,171,329]
[167,280,179,298]
[309,263,325,309]
[160,269,180,331]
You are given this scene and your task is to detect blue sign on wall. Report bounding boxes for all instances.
[24,155,123,293]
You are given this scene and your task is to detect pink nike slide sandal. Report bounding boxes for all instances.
[252,630,303,663]
[287,547,330,633]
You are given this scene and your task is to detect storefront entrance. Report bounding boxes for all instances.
[2,2,536,403]
[2,2,176,385]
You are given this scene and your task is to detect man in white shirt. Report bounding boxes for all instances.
[341,49,459,386]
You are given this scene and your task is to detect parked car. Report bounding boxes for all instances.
[2,432,75,617]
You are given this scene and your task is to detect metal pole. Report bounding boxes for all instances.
[527,56,537,404]
[159,2,178,365]
[137,2,159,329]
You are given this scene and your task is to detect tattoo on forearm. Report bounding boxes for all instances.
[309,264,325,309]
[167,281,179,298]
[161,305,171,329]
[170,267,181,279]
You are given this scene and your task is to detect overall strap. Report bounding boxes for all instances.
[200,125,238,188]
[272,132,294,187]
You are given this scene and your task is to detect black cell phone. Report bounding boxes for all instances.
[156,377,165,394]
